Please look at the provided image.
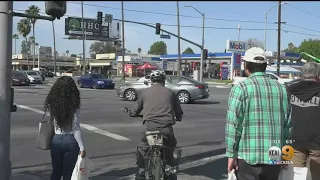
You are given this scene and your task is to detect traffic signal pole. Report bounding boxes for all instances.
[0,1,13,179]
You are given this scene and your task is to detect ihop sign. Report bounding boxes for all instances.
[226,40,247,52]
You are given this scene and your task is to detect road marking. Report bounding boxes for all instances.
[216,85,230,88]
[112,154,227,180]
[16,104,131,141]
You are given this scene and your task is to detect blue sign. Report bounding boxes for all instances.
[160,34,171,39]
[232,52,242,70]
[226,40,246,52]
[162,59,167,70]
[221,67,228,80]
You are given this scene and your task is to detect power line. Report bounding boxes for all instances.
[12,9,320,38]
[69,2,320,34]
[286,4,320,20]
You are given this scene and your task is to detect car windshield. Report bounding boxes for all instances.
[90,74,104,79]
[13,71,25,77]
[26,71,38,75]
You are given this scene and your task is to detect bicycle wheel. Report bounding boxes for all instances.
[153,153,162,180]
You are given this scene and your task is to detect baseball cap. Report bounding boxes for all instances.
[242,47,267,64]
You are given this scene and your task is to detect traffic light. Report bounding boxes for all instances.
[156,23,161,35]
[203,49,208,59]
[97,11,103,24]
[45,1,67,19]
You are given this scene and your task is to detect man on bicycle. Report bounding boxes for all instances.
[129,70,183,180]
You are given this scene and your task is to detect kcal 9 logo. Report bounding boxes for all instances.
[282,145,294,161]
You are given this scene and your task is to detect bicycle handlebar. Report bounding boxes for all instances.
[123,107,182,121]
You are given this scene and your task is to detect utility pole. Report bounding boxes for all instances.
[277,1,281,76]
[176,1,181,76]
[81,1,86,74]
[200,13,205,82]
[52,21,57,76]
[0,1,13,179]
[121,1,125,81]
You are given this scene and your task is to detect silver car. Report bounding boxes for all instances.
[117,75,210,104]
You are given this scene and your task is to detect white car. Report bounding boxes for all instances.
[23,70,43,84]
[232,72,293,87]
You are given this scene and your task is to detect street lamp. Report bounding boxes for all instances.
[184,5,205,82]
[264,2,287,51]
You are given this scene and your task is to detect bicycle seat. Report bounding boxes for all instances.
[145,130,163,146]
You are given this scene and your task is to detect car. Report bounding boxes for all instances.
[22,70,43,84]
[35,71,46,81]
[117,75,210,104]
[43,71,54,77]
[77,73,115,89]
[12,70,30,86]
[232,72,294,87]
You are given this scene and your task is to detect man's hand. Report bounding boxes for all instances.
[227,158,238,173]
[80,150,86,158]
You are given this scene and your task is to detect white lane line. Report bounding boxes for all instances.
[16,104,131,141]
[115,154,227,179]
[216,85,231,88]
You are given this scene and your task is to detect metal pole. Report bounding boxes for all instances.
[37,45,40,68]
[81,1,86,74]
[200,13,205,82]
[52,21,57,76]
[237,24,240,41]
[264,13,267,51]
[176,1,181,76]
[33,31,35,68]
[121,1,125,81]
[277,1,281,76]
[0,1,13,179]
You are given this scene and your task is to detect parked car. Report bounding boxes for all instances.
[117,75,209,104]
[43,71,54,77]
[35,71,45,81]
[77,73,115,89]
[22,70,43,84]
[232,72,294,87]
[12,70,30,86]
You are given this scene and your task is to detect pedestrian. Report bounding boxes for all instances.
[44,76,86,180]
[225,47,291,180]
[286,62,320,180]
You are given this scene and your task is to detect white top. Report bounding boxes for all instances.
[54,109,85,151]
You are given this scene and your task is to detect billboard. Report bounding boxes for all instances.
[226,40,246,52]
[65,17,120,40]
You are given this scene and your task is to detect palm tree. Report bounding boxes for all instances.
[25,5,40,69]
[12,34,19,54]
[66,50,69,56]
[137,47,142,54]
[17,18,31,70]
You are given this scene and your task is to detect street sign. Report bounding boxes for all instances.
[160,34,171,39]
[226,40,246,52]
[105,14,113,23]
[65,17,109,38]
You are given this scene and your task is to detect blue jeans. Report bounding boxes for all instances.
[51,134,80,180]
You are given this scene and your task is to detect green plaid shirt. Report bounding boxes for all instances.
[225,72,291,165]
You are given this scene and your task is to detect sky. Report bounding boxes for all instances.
[12,1,320,57]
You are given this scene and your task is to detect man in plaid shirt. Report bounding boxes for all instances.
[225,47,291,180]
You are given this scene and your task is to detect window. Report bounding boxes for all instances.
[170,77,182,84]
[90,74,104,79]
[117,23,120,30]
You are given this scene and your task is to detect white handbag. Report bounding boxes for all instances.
[278,166,312,180]
[71,155,92,180]
[228,169,237,180]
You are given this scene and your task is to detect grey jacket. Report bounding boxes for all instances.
[132,83,183,128]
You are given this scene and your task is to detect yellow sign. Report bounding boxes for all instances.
[282,145,294,161]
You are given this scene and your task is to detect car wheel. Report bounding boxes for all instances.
[93,83,98,89]
[177,91,191,104]
[78,81,83,88]
[125,89,137,101]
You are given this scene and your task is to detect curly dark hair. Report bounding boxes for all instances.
[44,76,80,130]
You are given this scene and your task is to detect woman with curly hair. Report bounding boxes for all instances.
[44,76,86,180]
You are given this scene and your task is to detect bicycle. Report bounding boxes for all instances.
[123,107,182,180]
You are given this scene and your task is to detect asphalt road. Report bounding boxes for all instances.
[10,78,231,180]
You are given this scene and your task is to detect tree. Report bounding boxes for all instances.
[25,5,40,68]
[17,18,31,69]
[283,42,299,53]
[66,50,69,56]
[148,41,167,55]
[246,38,264,49]
[137,47,142,54]
[70,54,77,57]
[21,40,31,55]
[12,34,19,54]
[89,41,117,58]
[298,38,320,61]
[182,47,194,54]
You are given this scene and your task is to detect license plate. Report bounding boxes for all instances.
[206,87,209,92]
